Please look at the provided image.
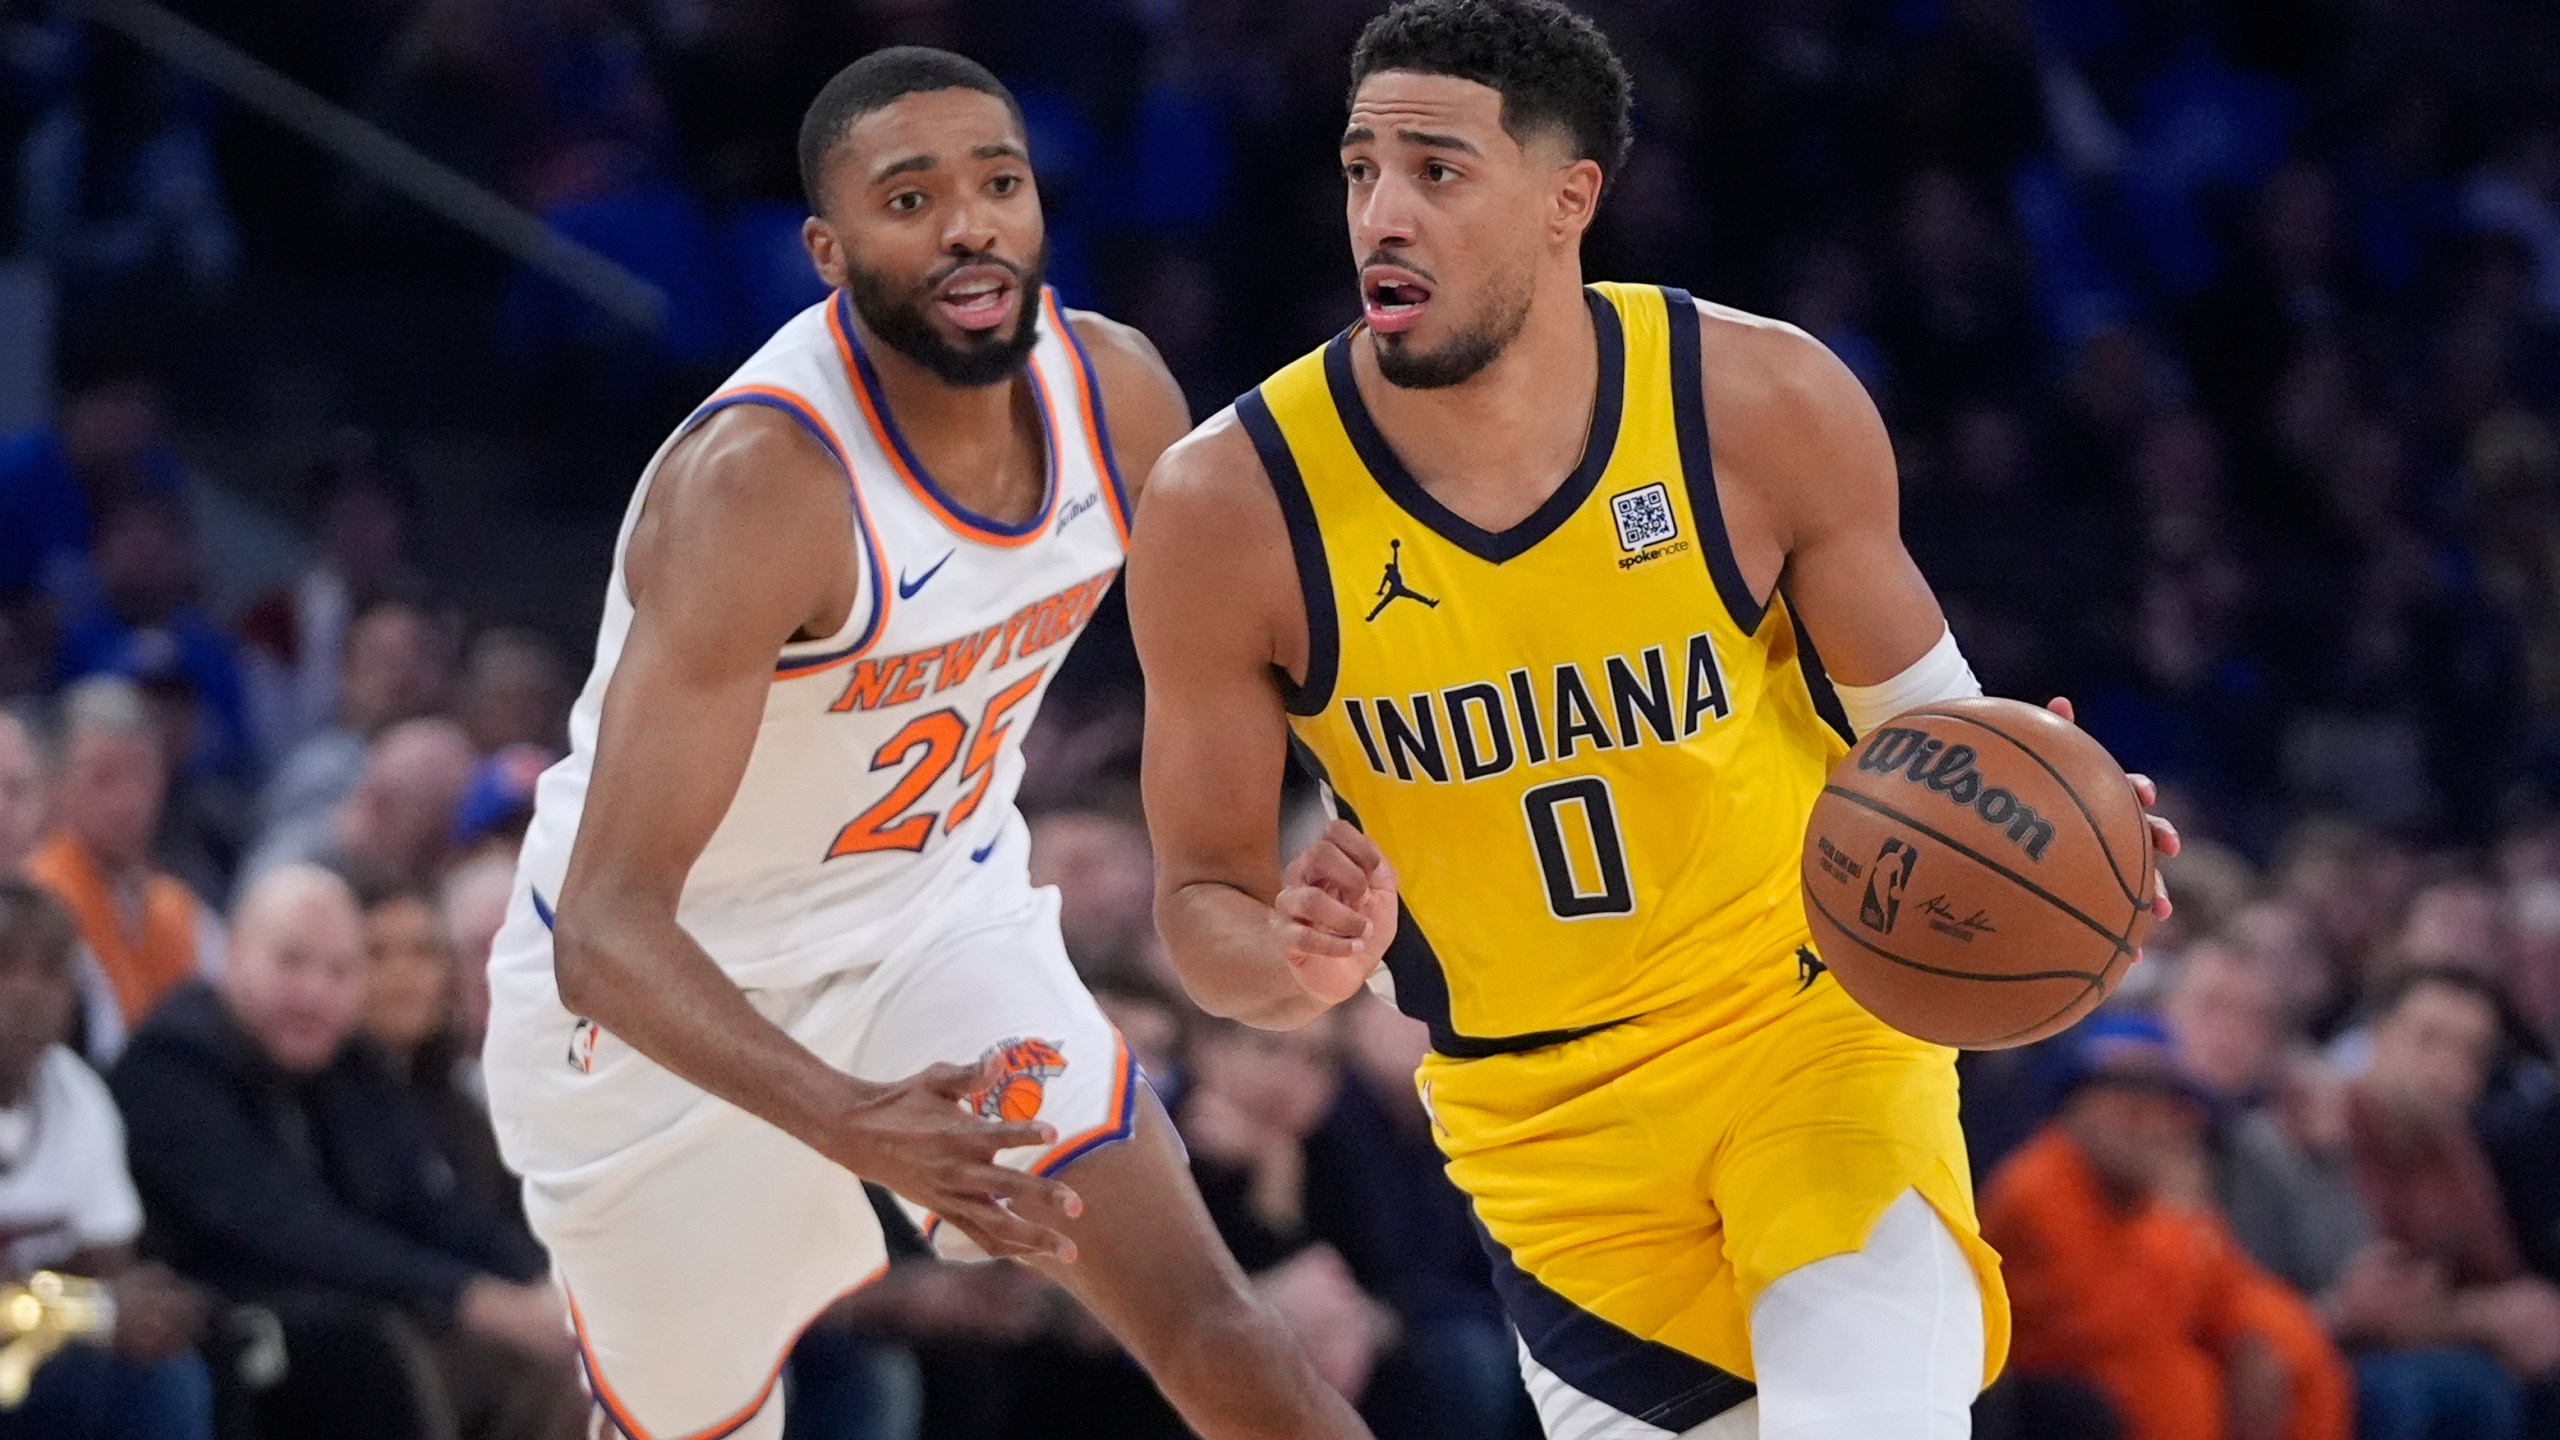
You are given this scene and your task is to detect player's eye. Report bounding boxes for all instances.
[989,173,1023,196]
[1423,160,1457,183]
[888,190,926,214]
[1343,160,1376,185]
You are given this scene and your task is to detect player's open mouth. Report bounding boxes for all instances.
[1362,270,1432,334]
[934,267,1017,331]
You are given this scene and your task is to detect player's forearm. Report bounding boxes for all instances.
[553,908,859,1148]
[1158,881,1334,1030]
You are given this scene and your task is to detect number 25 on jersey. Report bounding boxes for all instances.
[830,667,1045,857]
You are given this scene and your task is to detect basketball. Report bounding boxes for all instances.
[1800,697,2154,1049]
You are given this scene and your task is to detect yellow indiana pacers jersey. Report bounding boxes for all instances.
[1241,282,1856,1054]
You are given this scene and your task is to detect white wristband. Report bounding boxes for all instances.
[1832,626,1982,738]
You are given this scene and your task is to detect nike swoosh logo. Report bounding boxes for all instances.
[970,837,1000,863]
[897,552,954,599]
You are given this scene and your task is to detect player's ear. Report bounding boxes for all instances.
[1552,157,1604,246]
[803,217,849,291]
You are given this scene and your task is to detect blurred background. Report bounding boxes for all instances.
[6,0,2560,1437]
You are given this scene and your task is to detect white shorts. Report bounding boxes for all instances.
[1520,1191,1983,1440]
[483,883,1137,1440]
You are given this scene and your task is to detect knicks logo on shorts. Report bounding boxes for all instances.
[970,1037,1068,1122]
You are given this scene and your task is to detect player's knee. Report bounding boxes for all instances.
[1748,1192,1985,1438]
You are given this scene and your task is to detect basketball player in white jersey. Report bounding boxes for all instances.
[481,48,1373,1440]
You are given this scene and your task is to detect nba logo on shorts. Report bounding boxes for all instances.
[971,1037,1069,1122]
[1610,482,1678,551]
[566,1018,602,1074]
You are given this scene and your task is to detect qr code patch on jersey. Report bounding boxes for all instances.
[1611,482,1678,551]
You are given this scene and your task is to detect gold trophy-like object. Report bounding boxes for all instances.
[0,1271,115,1410]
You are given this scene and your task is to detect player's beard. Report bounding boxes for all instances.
[845,241,1048,388]
[1372,259,1534,390]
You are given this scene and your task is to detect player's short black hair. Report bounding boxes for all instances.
[1349,0,1633,181]
[798,47,1024,213]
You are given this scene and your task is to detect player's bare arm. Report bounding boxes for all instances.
[548,404,1080,1262]
[1129,419,1398,1031]
[1067,310,1192,504]
[1699,307,2179,905]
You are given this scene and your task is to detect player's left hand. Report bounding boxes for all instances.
[1276,820,1400,1008]
[2044,696,2177,921]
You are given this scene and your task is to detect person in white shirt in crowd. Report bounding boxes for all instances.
[0,877,214,1440]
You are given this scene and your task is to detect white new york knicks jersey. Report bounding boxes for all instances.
[494,286,1130,996]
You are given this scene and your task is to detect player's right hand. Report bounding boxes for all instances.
[834,1055,1086,1263]
[1277,819,1399,1008]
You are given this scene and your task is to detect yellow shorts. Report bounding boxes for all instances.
[1418,955,2011,1427]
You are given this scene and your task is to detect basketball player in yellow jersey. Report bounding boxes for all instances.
[1128,2,2177,1436]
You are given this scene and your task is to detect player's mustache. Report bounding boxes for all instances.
[923,250,1030,290]
[1358,253,1438,284]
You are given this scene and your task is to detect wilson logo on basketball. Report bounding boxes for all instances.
[970,1037,1068,1123]
[1854,728,2058,861]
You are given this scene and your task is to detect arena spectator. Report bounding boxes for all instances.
[236,436,432,767]
[1179,1010,1397,1409]
[52,492,251,783]
[2169,945,2531,1438]
[1087,970,1187,1109]
[255,599,454,842]
[449,742,554,863]
[25,677,221,1031]
[2510,876,2560,1046]
[109,864,581,1440]
[235,715,475,897]
[0,373,186,602]
[2344,968,2560,1413]
[436,849,514,1086]
[1307,998,1538,1440]
[1027,807,1156,974]
[452,628,570,755]
[1984,1013,2351,1440]
[0,877,214,1440]
[2391,878,2518,983]
[356,874,516,1224]
[0,705,42,871]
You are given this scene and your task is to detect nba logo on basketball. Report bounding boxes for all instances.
[1859,838,1919,933]
[971,1037,1069,1122]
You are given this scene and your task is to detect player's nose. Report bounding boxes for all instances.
[939,200,1004,258]
[1350,176,1420,250]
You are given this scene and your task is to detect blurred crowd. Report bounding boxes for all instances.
[6,0,2560,1437]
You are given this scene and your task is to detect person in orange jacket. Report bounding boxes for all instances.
[1983,1013,2350,1440]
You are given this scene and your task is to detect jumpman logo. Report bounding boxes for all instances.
[1365,539,1439,622]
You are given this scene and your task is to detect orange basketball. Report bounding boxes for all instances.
[1799,697,2153,1049]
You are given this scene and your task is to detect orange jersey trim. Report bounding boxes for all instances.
[679,384,893,680]
[1045,290,1132,545]
[828,292,1057,549]
[919,1031,1140,1247]
[572,1263,890,1440]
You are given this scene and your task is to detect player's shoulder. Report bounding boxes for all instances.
[1060,305,1191,502]
[1659,287,1896,527]
[1136,406,1271,539]
[1673,292,1872,431]
[656,401,844,522]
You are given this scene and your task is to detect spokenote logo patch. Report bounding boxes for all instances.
[1611,482,1691,569]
